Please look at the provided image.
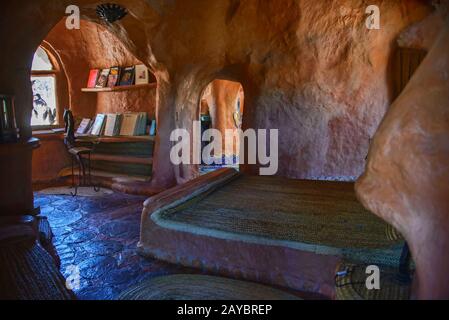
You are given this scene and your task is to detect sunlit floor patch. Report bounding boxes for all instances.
[34,191,196,300]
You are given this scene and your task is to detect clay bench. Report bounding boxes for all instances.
[138,168,405,298]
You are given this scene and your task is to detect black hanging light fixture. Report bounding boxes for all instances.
[96,3,128,23]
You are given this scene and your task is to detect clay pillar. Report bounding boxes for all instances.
[150,78,177,189]
[0,138,40,216]
[356,9,449,299]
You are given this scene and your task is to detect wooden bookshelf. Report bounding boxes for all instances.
[68,134,155,178]
[81,83,156,93]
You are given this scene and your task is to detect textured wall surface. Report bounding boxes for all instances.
[356,4,449,300]
[44,19,157,120]
[0,0,431,188]
[2,0,448,299]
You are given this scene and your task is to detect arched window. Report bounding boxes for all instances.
[31,46,58,127]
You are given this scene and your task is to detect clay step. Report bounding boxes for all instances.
[58,167,150,182]
[89,153,153,165]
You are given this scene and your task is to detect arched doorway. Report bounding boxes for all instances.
[199,79,244,174]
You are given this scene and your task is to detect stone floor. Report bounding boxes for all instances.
[34,190,196,300]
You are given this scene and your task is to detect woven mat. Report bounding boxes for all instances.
[335,262,412,300]
[159,175,404,266]
[119,274,301,300]
[0,238,74,300]
[38,186,113,197]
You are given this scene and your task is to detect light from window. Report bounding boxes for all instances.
[32,47,53,71]
[31,76,57,126]
[31,47,57,126]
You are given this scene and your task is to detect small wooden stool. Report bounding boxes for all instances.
[68,147,99,196]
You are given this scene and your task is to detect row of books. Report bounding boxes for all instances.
[87,64,150,89]
[77,113,156,137]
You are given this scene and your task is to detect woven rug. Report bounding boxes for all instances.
[38,186,113,197]
[335,262,411,300]
[159,175,404,266]
[118,274,301,300]
[0,236,74,300]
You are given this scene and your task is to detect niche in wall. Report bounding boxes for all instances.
[32,18,158,185]
[41,19,157,123]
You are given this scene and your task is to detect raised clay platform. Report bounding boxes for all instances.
[138,169,404,298]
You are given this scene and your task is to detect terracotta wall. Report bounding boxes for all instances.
[0,0,433,205]
[44,19,157,120]
[1,0,448,300]
[356,4,449,299]
[96,89,156,115]
[235,1,432,181]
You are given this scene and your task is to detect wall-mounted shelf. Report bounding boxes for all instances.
[81,83,156,93]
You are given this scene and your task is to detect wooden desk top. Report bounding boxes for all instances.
[75,135,155,143]
[0,138,40,155]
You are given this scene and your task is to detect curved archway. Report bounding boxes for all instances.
[198,79,244,174]
[31,17,159,186]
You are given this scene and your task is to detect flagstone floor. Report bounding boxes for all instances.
[34,190,197,300]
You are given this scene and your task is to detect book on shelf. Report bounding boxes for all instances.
[95,68,111,88]
[136,112,148,136]
[87,69,100,88]
[149,119,157,136]
[90,114,106,136]
[107,67,121,88]
[119,66,135,86]
[104,114,122,137]
[119,113,139,136]
[135,64,149,85]
[119,112,148,136]
[76,118,92,134]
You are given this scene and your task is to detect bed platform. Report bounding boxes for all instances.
[138,168,404,298]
